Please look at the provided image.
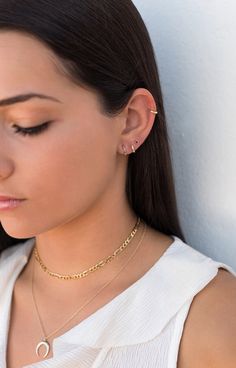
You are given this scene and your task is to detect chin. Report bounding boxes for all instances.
[1,221,37,239]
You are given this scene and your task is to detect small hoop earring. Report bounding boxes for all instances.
[122,144,128,155]
[131,144,136,153]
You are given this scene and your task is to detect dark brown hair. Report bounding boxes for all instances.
[0,0,185,253]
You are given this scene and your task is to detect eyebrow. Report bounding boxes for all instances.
[0,93,63,107]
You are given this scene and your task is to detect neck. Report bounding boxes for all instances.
[27,196,139,287]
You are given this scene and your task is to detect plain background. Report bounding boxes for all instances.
[133,0,236,269]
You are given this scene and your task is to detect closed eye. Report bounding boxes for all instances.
[12,121,52,136]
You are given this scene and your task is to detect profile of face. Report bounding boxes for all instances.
[0,31,129,239]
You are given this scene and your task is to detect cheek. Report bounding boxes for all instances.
[1,115,117,239]
[18,130,115,234]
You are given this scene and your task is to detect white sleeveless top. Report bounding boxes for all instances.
[0,235,236,368]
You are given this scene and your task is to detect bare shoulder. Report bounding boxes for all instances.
[178,267,236,368]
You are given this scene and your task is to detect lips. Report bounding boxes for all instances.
[0,195,24,200]
[0,198,25,210]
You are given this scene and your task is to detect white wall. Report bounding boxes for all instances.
[133,0,236,269]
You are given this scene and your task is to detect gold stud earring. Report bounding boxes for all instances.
[132,140,140,154]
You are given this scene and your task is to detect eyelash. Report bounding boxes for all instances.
[12,121,52,136]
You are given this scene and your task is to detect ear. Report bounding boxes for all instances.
[117,88,158,155]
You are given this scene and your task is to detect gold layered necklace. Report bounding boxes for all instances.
[33,217,141,280]
[31,217,146,359]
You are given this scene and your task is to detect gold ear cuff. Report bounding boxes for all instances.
[150,109,158,114]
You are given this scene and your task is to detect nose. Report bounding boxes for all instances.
[0,137,15,180]
[0,157,14,179]
[0,123,15,179]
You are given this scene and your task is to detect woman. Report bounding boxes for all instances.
[0,1,236,367]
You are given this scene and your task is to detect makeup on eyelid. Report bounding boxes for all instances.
[12,121,52,136]
[1,110,55,136]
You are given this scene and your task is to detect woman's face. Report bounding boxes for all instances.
[0,31,123,238]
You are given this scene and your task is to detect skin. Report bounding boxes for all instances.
[0,31,172,367]
[0,31,236,368]
[0,31,158,275]
[178,268,236,368]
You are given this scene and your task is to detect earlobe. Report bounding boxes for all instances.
[120,139,139,156]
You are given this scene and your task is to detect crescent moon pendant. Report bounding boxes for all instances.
[36,340,50,358]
